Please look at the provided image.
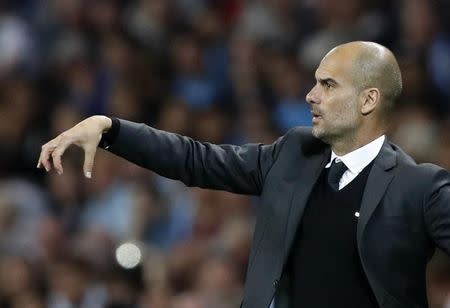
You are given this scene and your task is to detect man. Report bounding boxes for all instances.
[38,41,450,308]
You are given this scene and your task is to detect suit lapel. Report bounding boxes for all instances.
[282,146,330,259]
[357,140,397,247]
[355,141,397,307]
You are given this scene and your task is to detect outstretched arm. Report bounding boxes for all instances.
[38,116,286,195]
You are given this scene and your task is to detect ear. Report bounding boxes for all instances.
[360,88,380,115]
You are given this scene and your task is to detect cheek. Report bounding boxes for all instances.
[325,96,358,123]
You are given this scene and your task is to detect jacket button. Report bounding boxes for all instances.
[273,279,279,289]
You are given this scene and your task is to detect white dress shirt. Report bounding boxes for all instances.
[325,135,386,190]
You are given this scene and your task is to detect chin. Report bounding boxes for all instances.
[312,127,331,143]
[312,126,323,139]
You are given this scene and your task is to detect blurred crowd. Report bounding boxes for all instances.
[0,0,449,307]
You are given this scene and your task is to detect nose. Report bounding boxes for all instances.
[306,85,319,105]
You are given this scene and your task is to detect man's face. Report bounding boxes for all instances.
[306,50,362,143]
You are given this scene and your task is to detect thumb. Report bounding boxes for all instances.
[83,145,97,179]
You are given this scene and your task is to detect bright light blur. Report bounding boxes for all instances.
[115,242,142,269]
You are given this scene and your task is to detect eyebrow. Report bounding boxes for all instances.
[317,77,339,86]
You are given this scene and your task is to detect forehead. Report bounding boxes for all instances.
[315,49,356,84]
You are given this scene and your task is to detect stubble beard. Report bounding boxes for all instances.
[312,110,359,146]
[312,124,333,144]
[312,125,325,140]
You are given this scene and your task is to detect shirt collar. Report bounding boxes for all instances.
[325,135,386,174]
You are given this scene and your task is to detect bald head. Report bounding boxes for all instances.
[325,41,402,113]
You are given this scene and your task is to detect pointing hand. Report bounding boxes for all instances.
[37,116,112,178]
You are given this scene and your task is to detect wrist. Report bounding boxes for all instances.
[97,117,120,149]
[92,115,112,133]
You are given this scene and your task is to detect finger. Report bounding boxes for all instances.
[83,145,97,179]
[37,145,46,170]
[39,141,57,172]
[51,139,71,175]
[37,147,42,168]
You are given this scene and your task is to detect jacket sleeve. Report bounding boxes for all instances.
[102,119,288,195]
[423,167,450,253]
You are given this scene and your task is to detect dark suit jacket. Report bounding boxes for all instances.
[104,119,450,308]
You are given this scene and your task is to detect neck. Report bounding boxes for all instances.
[330,128,385,156]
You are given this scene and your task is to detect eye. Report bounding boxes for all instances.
[317,79,336,89]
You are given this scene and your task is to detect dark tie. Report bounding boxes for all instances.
[327,159,348,191]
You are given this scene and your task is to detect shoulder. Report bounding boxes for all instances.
[389,141,449,187]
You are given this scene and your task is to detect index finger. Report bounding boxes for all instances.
[51,139,71,175]
[37,138,59,172]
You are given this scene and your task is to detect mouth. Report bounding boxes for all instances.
[311,111,322,123]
